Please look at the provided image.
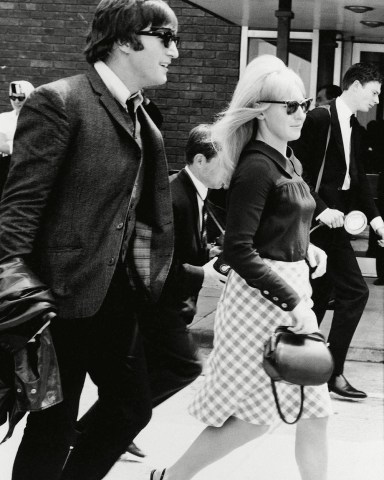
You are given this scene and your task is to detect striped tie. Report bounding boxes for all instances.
[126,98,136,137]
[201,199,208,248]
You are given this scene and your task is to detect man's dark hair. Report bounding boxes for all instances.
[342,62,383,90]
[84,0,177,64]
[185,124,217,165]
[318,84,342,100]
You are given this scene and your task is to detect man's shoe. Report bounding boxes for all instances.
[126,442,146,458]
[373,278,384,286]
[328,374,367,399]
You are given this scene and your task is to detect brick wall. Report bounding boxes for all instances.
[0,0,241,168]
[146,0,241,167]
[0,1,96,101]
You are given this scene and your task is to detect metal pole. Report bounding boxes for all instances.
[275,0,294,65]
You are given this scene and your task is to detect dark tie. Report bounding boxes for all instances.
[350,114,356,169]
[126,98,136,136]
[201,198,208,248]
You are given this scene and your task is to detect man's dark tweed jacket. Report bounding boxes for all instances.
[0,67,174,319]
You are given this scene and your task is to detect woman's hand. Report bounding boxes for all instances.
[306,243,327,279]
[288,300,319,334]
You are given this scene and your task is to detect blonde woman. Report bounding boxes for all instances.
[151,54,331,480]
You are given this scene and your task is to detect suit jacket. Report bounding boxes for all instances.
[158,168,209,324]
[0,67,173,319]
[291,100,379,221]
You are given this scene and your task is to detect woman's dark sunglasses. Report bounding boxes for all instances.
[260,98,312,115]
[9,95,26,101]
[137,29,180,48]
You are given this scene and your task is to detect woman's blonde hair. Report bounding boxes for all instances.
[211,54,306,182]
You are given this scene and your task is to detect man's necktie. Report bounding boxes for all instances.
[349,114,356,176]
[126,98,136,137]
[201,199,208,248]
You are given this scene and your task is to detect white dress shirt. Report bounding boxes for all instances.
[335,96,353,191]
[94,60,143,111]
[0,110,17,155]
[94,61,143,141]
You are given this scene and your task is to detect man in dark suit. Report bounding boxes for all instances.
[291,63,384,399]
[0,1,179,479]
[76,124,227,458]
[375,170,384,284]
[142,124,227,403]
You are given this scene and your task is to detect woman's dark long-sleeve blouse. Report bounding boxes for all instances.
[224,140,316,311]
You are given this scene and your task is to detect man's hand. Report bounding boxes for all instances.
[317,208,344,229]
[202,257,227,288]
[376,226,384,248]
[306,243,327,279]
[209,244,223,259]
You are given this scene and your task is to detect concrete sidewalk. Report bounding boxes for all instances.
[1,361,382,480]
[107,361,383,480]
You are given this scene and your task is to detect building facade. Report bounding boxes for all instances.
[0,0,241,168]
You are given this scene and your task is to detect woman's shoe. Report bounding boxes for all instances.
[150,468,166,480]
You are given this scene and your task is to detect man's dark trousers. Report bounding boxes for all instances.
[76,299,202,430]
[139,301,202,407]
[310,225,368,375]
[12,267,152,480]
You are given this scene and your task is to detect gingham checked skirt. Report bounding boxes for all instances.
[189,259,332,426]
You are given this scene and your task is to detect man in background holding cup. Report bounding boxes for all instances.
[291,62,384,399]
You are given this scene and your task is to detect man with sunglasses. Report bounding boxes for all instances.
[0,80,34,194]
[291,62,384,400]
[0,1,180,479]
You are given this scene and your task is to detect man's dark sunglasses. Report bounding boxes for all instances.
[137,29,180,48]
[9,94,26,101]
[260,98,312,115]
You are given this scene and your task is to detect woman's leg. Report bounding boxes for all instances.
[295,416,329,480]
[154,416,269,480]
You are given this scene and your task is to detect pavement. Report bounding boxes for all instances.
[0,278,383,480]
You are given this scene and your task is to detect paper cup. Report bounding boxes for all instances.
[344,210,367,235]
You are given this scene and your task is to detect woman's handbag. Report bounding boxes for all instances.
[263,326,334,424]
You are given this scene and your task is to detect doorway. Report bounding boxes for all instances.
[240,28,320,103]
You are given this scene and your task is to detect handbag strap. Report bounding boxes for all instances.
[270,379,304,424]
[315,105,332,193]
